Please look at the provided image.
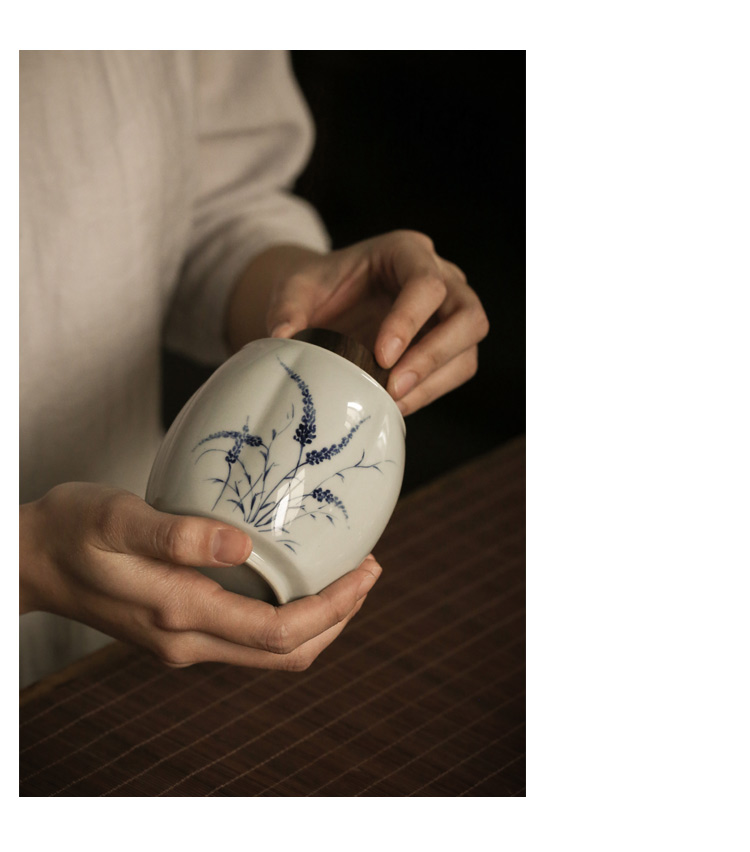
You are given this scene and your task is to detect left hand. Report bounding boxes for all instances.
[227,230,489,416]
[21,483,381,672]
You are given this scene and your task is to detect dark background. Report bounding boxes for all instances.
[164,50,525,495]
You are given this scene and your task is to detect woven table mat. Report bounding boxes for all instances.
[20,436,525,797]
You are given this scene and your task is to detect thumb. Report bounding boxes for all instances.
[265,273,322,339]
[100,494,253,568]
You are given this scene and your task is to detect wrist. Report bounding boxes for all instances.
[19,499,51,614]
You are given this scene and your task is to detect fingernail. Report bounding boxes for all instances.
[357,563,382,600]
[393,370,418,399]
[212,529,251,565]
[270,322,294,338]
[381,336,404,368]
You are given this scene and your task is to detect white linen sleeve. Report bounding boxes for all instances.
[164,50,330,365]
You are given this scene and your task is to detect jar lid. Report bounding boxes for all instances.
[292,328,390,389]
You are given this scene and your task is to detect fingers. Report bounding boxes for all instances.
[152,555,382,670]
[182,555,382,652]
[92,491,253,569]
[386,273,488,407]
[373,234,447,368]
[93,491,381,668]
[260,228,488,417]
[265,252,368,339]
[372,241,489,413]
[394,346,479,416]
[261,231,489,420]
[155,595,367,671]
[33,482,380,676]
[266,272,320,339]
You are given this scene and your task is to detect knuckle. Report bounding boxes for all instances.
[160,518,198,565]
[422,273,448,303]
[262,617,296,655]
[476,308,490,339]
[421,344,444,375]
[91,490,134,545]
[446,260,468,285]
[466,298,490,339]
[153,635,194,669]
[152,600,189,633]
[462,346,480,381]
[390,229,434,252]
[93,490,122,529]
[317,590,351,628]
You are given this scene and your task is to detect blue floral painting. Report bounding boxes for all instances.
[192,357,391,553]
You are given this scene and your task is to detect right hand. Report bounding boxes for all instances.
[19,482,381,671]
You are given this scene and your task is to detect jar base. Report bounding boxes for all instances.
[194,561,278,604]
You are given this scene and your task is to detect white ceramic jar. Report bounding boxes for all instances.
[146,332,406,604]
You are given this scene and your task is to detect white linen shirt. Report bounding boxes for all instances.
[19,50,329,687]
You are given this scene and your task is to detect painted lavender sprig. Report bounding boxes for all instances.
[247,358,320,522]
[311,487,349,520]
[192,358,392,545]
[194,423,263,464]
[277,359,316,447]
[305,417,370,465]
[193,421,265,509]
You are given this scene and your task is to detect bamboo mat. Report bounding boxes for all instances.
[19,436,525,797]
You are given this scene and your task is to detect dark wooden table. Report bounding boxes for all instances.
[19,437,525,797]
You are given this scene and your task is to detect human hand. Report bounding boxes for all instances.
[20,483,380,671]
[227,231,490,416]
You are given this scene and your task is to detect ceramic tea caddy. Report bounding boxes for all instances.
[146,330,406,604]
